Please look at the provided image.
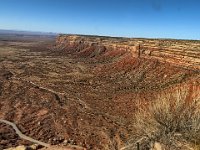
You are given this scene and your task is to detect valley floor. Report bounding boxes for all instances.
[0,36,199,150]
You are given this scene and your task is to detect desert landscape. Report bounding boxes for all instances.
[0,33,200,150]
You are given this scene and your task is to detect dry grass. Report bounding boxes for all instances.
[124,88,200,150]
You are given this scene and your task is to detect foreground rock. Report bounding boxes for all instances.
[5,145,86,150]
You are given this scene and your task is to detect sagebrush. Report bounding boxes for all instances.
[125,88,200,150]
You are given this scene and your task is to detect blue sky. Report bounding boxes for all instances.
[0,0,200,39]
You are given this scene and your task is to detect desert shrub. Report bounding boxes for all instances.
[123,88,200,150]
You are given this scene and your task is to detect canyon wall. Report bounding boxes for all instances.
[56,35,200,70]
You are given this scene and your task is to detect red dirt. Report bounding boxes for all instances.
[0,35,199,149]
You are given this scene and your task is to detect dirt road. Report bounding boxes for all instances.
[0,119,50,148]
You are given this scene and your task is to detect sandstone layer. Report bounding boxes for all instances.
[57,35,200,70]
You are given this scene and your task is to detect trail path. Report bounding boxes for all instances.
[0,119,50,148]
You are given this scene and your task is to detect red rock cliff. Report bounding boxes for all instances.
[56,35,200,70]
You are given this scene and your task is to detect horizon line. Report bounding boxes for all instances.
[0,28,199,41]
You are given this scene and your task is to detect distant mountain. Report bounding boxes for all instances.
[0,29,58,36]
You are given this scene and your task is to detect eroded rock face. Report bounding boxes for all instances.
[56,35,200,69]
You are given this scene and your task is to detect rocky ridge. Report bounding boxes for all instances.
[56,35,200,69]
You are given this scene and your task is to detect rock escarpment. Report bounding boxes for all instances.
[54,35,200,149]
[56,35,200,69]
